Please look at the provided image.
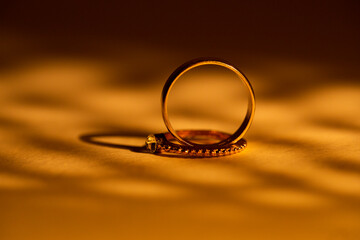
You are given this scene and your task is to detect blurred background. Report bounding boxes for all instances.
[0,1,359,239]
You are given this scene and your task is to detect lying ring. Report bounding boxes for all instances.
[162,58,256,147]
[145,130,247,157]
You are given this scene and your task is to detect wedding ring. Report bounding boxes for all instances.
[161,58,255,147]
[145,130,247,157]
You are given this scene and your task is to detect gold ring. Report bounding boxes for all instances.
[145,130,247,157]
[161,58,256,147]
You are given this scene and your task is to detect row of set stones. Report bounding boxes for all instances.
[157,143,246,157]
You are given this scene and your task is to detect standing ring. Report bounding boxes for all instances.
[161,58,256,147]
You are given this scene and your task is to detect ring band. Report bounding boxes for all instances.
[145,130,247,157]
[162,58,256,147]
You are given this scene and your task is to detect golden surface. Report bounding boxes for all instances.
[0,42,359,240]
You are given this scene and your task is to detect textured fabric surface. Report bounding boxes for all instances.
[1,43,359,239]
[1,1,360,239]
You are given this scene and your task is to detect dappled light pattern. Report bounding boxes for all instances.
[0,43,360,240]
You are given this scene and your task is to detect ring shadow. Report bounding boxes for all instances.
[79,131,149,153]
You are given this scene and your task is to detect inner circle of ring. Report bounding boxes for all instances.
[161,58,256,147]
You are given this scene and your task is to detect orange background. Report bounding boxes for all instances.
[0,1,359,239]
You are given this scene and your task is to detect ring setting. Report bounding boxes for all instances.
[145,130,247,157]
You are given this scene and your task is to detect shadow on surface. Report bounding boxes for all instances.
[79,131,149,153]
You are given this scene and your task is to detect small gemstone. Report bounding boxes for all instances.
[145,135,157,153]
